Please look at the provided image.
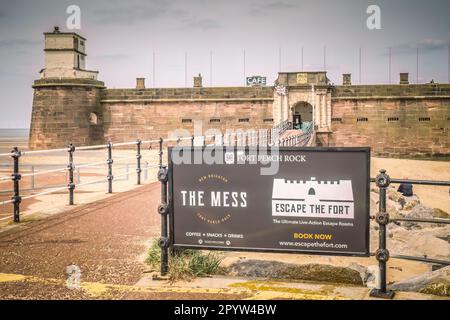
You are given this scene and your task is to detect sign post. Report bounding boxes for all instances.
[168,147,370,257]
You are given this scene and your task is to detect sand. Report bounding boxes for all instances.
[371,157,450,213]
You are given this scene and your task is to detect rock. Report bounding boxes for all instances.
[348,263,369,284]
[388,188,403,202]
[402,205,446,229]
[371,190,402,219]
[390,266,450,296]
[369,192,378,216]
[433,208,450,219]
[366,265,380,289]
[403,199,420,211]
[389,228,450,260]
[387,202,402,219]
[227,260,364,285]
[420,283,450,296]
[425,224,450,240]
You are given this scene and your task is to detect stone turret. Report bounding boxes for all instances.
[194,74,203,87]
[29,27,105,149]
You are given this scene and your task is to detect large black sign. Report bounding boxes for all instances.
[169,147,370,256]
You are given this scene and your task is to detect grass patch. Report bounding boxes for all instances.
[146,239,225,281]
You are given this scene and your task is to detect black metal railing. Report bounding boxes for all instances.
[0,139,161,223]
[0,128,292,223]
[369,169,450,299]
[280,122,315,147]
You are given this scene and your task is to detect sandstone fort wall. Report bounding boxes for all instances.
[29,81,450,159]
[329,84,450,158]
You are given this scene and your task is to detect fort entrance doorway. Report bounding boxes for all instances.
[292,101,313,130]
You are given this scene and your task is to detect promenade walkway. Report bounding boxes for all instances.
[0,183,445,300]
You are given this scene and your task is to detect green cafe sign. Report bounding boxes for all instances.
[246,76,267,87]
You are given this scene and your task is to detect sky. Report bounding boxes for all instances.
[0,0,449,128]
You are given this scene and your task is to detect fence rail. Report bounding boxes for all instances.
[0,139,161,223]
[369,169,450,299]
[280,122,314,147]
[0,126,305,223]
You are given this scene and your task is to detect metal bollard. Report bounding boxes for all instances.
[370,169,395,299]
[136,139,142,185]
[67,144,75,205]
[157,138,169,275]
[11,147,21,223]
[107,141,113,193]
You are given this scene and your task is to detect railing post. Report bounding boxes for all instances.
[370,169,395,299]
[11,147,21,223]
[31,165,35,191]
[76,167,81,184]
[107,141,113,194]
[144,161,148,181]
[157,137,169,276]
[136,139,142,185]
[67,144,75,205]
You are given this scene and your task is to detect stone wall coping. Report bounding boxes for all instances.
[33,79,105,89]
[101,98,274,103]
[332,95,450,100]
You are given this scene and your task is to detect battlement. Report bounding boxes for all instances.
[332,84,450,99]
[101,86,274,102]
[283,177,343,185]
[272,178,354,201]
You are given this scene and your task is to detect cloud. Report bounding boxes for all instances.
[262,1,296,9]
[183,18,220,30]
[93,1,170,24]
[249,0,297,15]
[91,54,130,60]
[0,39,40,48]
[388,39,450,55]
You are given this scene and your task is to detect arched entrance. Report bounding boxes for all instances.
[291,101,313,130]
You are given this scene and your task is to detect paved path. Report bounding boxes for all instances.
[0,183,245,299]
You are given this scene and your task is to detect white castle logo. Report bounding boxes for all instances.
[272,177,355,219]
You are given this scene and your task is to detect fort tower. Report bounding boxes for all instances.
[29,27,104,149]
